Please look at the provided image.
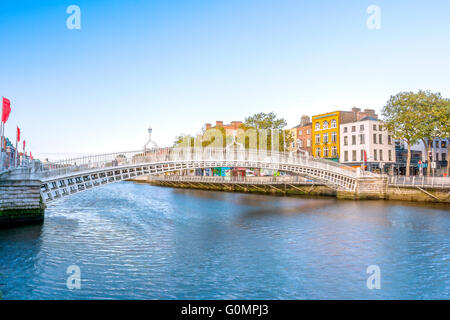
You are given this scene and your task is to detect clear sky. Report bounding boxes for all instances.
[1,0,449,159]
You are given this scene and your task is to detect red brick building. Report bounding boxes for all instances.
[205,120,243,136]
[290,115,312,155]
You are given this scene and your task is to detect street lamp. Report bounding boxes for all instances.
[143,126,157,152]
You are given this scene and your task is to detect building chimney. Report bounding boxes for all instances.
[230,121,243,129]
[215,121,223,127]
[300,115,311,127]
[363,109,378,118]
[352,107,361,113]
[205,123,211,130]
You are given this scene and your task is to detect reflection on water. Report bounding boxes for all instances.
[0,182,449,299]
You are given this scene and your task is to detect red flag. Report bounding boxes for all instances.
[23,140,26,151]
[364,150,367,163]
[1,97,11,123]
[17,126,20,142]
[30,152,33,160]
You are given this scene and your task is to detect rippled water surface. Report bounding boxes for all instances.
[0,182,449,299]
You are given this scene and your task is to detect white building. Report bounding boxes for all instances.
[339,117,396,169]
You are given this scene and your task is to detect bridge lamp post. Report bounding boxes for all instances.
[143,126,157,152]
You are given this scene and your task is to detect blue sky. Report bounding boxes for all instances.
[1,0,449,159]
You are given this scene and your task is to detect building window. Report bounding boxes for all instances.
[332,146,337,157]
[299,130,302,136]
[331,131,337,142]
[374,149,377,161]
[380,150,383,161]
[360,150,364,161]
[442,153,447,161]
[331,119,337,128]
[442,141,447,148]
[323,133,329,144]
[344,136,348,146]
[307,139,311,147]
[316,149,321,158]
[379,134,382,144]
[306,129,310,135]
[315,122,320,130]
[388,150,392,161]
[298,139,303,148]
[344,127,348,133]
[352,135,356,145]
[360,125,364,131]
[359,134,365,144]
[344,151,349,162]
[324,147,329,157]
[373,124,377,131]
[373,133,377,144]
[388,135,392,145]
[315,134,320,144]
[379,125,382,131]
[352,150,357,162]
[323,121,329,129]
[351,126,356,132]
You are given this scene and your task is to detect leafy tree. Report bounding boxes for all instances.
[173,134,195,147]
[174,112,292,152]
[201,126,227,148]
[413,91,444,176]
[435,98,450,176]
[382,91,425,176]
[240,112,291,151]
[241,112,287,130]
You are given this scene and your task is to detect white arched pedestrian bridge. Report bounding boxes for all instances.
[38,147,377,203]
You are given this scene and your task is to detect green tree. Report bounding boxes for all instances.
[435,98,450,176]
[413,91,444,176]
[201,126,227,148]
[173,134,195,147]
[382,91,426,176]
[240,112,291,151]
[241,112,287,130]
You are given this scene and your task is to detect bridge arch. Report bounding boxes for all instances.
[38,147,363,203]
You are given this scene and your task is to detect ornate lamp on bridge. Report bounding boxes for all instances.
[225,130,244,150]
[143,126,158,152]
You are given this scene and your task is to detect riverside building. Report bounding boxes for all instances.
[312,108,377,162]
[339,116,396,172]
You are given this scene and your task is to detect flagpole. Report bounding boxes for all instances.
[15,127,18,167]
[1,96,4,152]
[0,121,3,169]
[1,96,4,169]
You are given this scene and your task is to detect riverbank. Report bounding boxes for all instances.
[0,179,45,228]
[130,176,450,203]
[139,178,337,198]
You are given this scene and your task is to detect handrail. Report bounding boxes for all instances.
[389,176,450,188]
[150,175,317,185]
[36,147,365,180]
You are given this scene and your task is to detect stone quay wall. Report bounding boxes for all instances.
[0,179,45,227]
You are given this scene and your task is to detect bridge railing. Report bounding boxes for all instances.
[389,175,450,188]
[38,147,363,179]
[150,175,316,185]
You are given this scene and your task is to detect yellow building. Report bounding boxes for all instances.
[312,111,342,161]
[312,108,379,161]
[287,127,299,152]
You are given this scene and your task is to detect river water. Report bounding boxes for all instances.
[0,182,449,299]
